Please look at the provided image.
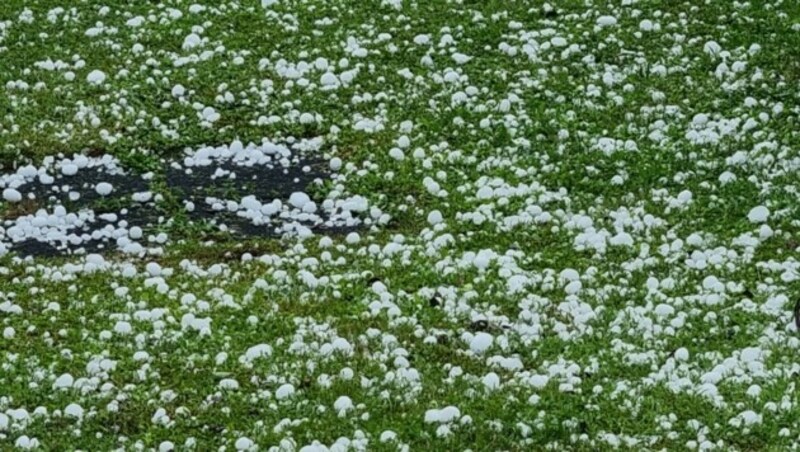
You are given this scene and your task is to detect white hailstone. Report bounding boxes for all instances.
[202,106,220,122]
[61,164,78,176]
[235,437,255,450]
[132,191,152,202]
[87,69,106,85]
[172,84,186,97]
[329,157,342,171]
[333,396,354,414]
[692,113,709,126]
[740,347,762,363]
[219,378,239,390]
[469,332,493,354]
[718,171,736,184]
[704,40,722,56]
[126,16,145,27]
[65,403,84,419]
[397,135,410,148]
[14,436,39,450]
[451,53,471,64]
[299,113,316,124]
[560,268,580,282]
[2,188,21,202]
[737,410,762,426]
[345,232,360,244]
[747,205,769,223]
[654,304,674,317]
[427,210,443,225]
[482,372,501,390]
[507,275,529,294]
[609,232,634,247]
[676,190,692,204]
[152,408,170,425]
[596,15,618,26]
[241,194,261,210]
[320,72,338,86]
[159,441,176,452]
[183,33,202,50]
[129,226,143,240]
[243,344,273,363]
[371,281,387,294]
[114,321,132,335]
[380,431,397,443]
[639,19,654,31]
[424,406,460,424]
[473,251,492,269]
[528,374,549,389]
[413,34,430,45]
[54,373,74,389]
[564,280,582,295]
[0,413,8,430]
[388,148,405,161]
[2,327,13,339]
[686,233,703,247]
[146,262,162,276]
[674,348,689,361]
[95,182,113,196]
[551,37,567,47]
[476,186,493,199]
[332,337,353,354]
[289,192,311,209]
[497,99,512,113]
[702,275,725,292]
[276,384,296,400]
[498,357,523,371]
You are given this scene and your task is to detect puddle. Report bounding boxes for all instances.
[0,139,366,257]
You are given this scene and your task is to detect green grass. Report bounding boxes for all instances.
[1,0,800,450]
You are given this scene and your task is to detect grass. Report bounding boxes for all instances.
[1,0,800,450]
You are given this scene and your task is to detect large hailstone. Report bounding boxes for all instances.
[747,205,769,223]
[87,70,107,85]
[95,182,113,196]
[2,188,22,203]
[469,332,493,354]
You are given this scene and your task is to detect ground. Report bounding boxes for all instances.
[1,0,800,450]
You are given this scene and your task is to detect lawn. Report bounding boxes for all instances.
[1,0,800,450]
